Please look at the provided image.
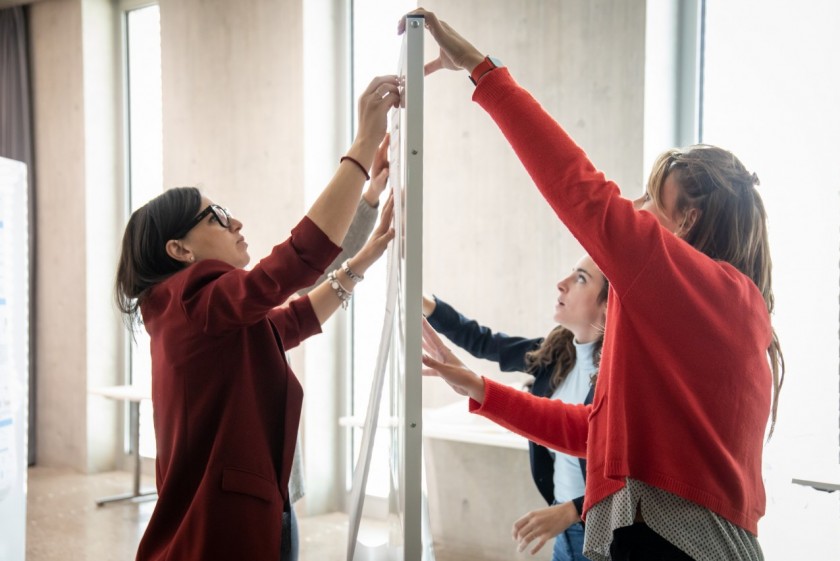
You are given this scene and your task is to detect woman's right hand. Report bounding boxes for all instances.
[421,318,485,402]
[353,76,400,155]
[398,9,485,76]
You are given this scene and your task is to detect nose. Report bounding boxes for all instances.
[557,278,568,293]
[230,217,243,232]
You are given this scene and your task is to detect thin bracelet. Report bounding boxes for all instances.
[339,156,370,181]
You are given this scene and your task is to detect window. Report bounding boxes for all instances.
[120,1,162,459]
[702,0,840,554]
[350,0,416,500]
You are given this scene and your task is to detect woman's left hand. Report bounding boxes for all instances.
[398,9,485,76]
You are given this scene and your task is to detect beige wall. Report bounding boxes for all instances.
[30,0,122,472]
[418,2,645,557]
[421,0,646,406]
[160,0,306,263]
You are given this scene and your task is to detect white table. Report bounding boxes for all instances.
[89,385,157,506]
[792,464,840,493]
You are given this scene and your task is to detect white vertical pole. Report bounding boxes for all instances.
[401,15,424,561]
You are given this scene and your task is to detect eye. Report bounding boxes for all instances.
[576,274,587,284]
[208,214,220,224]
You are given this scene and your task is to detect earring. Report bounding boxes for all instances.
[189,256,195,263]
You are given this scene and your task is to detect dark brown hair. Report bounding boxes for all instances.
[647,145,784,436]
[114,187,202,328]
[524,274,610,393]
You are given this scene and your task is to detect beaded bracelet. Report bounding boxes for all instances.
[342,260,364,283]
[327,269,353,309]
[339,156,370,181]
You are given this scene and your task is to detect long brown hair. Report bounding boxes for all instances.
[524,274,609,393]
[647,145,785,436]
[115,187,203,328]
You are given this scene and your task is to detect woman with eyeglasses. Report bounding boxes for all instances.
[115,75,399,561]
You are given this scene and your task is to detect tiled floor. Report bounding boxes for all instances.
[25,466,351,561]
[26,466,499,560]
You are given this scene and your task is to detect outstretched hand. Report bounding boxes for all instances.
[356,76,400,150]
[421,318,485,402]
[398,9,485,76]
[364,134,390,206]
[353,191,395,271]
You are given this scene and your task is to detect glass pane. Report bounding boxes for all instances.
[125,4,162,459]
[350,0,416,500]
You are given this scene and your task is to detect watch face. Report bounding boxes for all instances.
[488,56,503,68]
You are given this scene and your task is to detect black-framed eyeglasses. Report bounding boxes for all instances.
[173,204,232,239]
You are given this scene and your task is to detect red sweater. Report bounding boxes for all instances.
[137,217,340,560]
[469,69,772,534]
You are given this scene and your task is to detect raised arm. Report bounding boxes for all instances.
[401,9,663,296]
[299,136,390,296]
[424,295,539,371]
[307,193,394,326]
[306,76,399,245]
[422,318,590,455]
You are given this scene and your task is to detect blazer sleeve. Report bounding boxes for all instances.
[179,216,341,336]
[298,199,378,296]
[267,295,322,350]
[427,296,541,372]
[470,377,590,457]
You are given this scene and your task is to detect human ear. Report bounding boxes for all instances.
[165,239,195,264]
[676,208,700,237]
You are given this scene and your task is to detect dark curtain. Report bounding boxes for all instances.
[0,5,37,466]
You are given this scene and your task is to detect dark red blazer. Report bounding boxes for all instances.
[136,217,340,560]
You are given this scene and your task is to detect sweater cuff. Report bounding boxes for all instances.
[291,216,342,274]
[468,376,500,414]
[471,67,517,111]
[426,295,455,331]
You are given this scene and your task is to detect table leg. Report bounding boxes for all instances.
[95,400,158,507]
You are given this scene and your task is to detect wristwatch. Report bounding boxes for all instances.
[469,56,504,85]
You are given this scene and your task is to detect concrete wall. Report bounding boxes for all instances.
[420,0,646,407]
[159,0,306,263]
[30,0,121,472]
[417,1,646,557]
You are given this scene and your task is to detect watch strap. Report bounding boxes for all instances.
[469,56,499,85]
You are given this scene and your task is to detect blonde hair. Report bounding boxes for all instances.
[647,145,785,436]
